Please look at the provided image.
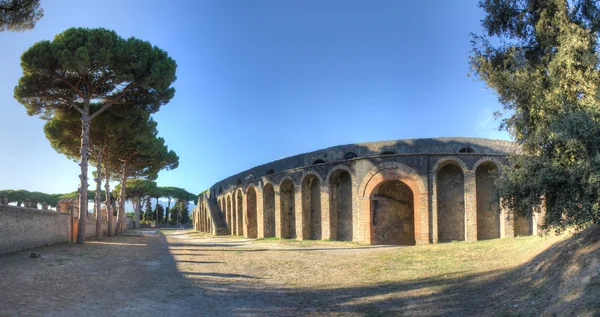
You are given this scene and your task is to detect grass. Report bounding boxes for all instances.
[172,228,599,315]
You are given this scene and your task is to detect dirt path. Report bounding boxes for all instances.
[0,229,572,316]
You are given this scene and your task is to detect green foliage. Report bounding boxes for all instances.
[143,196,154,222]
[470,0,600,229]
[105,111,179,182]
[0,189,61,206]
[167,207,178,225]
[15,27,177,119]
[114,179,157,202]
[156,203,165,223]
[0,0,43,32]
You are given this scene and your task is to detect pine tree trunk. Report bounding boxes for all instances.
[166,198,172,228]
[115,166,127,235]
[155,197,159,227]
[135,197,141,229]
[94,151,103,240]
[76,113,91,244]
[104,167,113,236]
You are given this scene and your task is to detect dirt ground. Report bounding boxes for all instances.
[0,229,590,316]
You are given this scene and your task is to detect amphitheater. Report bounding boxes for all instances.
[193,137,542,245]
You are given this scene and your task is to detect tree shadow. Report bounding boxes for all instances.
[167,226,600,316]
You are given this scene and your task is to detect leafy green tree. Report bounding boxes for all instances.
[108,116,178,234]
[156,203,165,224]
[0,0,43,31]
[166,207,176,225]
[15,27,177,243]
[158,187,195,227]
[114,179,156,229]
[177,199,191,226]
[470,0,600,229]
[144,196,155,223]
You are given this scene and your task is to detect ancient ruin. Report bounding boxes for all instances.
[193,137,542,245]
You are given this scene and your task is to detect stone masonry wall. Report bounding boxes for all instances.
[197,137,544,245]
[0,205,71,254]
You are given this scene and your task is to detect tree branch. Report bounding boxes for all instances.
[90,81,136,120]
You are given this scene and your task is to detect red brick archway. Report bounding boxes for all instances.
[358,163,427,245]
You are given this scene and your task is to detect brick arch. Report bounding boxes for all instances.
[358,162,426,197]
[261,178,275,190]
[234,188,244,235]
[431,156,469,174]
[277,176,296,190]
[325,164,355,185]
[358,162,427,245]
[326,164,355,241]
[245,185,258,238]
[433,157,467,243]
[472,157,504,174]
[473,157,503,241]
[299,170,324,186]
[277,176,297,239]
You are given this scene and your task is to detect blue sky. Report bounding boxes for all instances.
[0,0,509,196]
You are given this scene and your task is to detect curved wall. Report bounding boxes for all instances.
[195,137,538,244]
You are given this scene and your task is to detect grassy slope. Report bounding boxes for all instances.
[164,227,600,316]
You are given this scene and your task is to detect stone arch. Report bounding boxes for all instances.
[359,162,426,196]
[476,161,501,240]
[472,157,504,174]
[236,189,244,235]
[226,194,232,235]
[312,159,326,165]
[228,192,236,235]
[278,177,296,239]
[431,156,468,175]
[326,165,354,241]
[301,173,322,240]
[343,152,358,160]
[358,162,426,245]
[262,183,275,237]
[245,186,258,238]
[435,158,466,243]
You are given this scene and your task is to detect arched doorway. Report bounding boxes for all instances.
[280,179,296,239]
[302,174,321,240]
[236,189,243,235]
[263,184,275,237]
[476,162,501,240]
[226,196,232,235]
[246,187,258,238]
[370,180,415,245]
[329,169,353,241]
[437,163,465,242]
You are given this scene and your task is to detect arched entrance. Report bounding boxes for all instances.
[476,162,501,240]
[280,179,296,238]
[226,196,232,234]
[359,163,426,245]
[263,183,275,237]
[246,187,258,238]
[329,169,353,241]
[302,174,321,240]
[437,163,465,242]
[236,189,243,235]
[370,180,415,245]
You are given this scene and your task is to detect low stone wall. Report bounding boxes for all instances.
[83,215,109,238]
[0,205,71,254]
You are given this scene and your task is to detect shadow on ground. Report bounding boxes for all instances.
[0,226,598,316]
